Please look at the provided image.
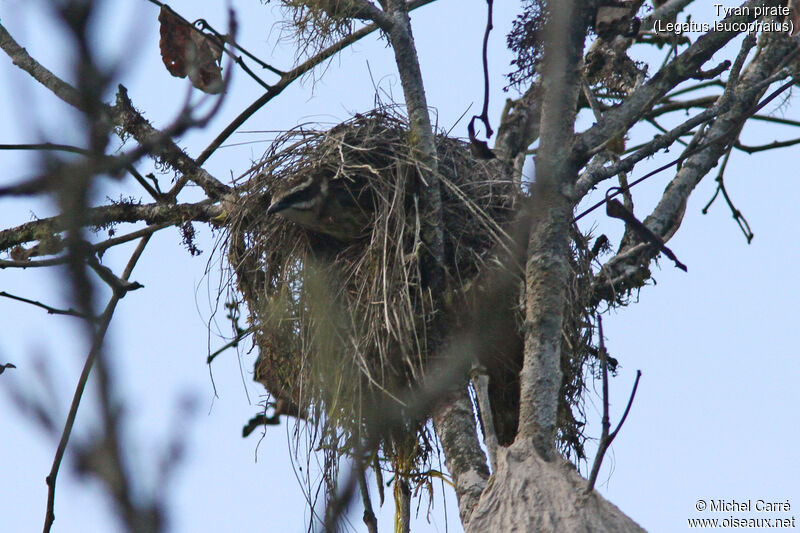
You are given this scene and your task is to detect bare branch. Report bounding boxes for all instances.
[586,317,642,494]
[735,136,800,153]
[86,253,144,297]
[592,32,797,302]
[467,0,496,160]
[644,0,693,24]
[0,291,93,320]
[196,0,437,165]
[701,145,755,243]
[0,200,220,253]
[395,479,411,533]
[646,95,718,119]
[605,199,687,271]
[574,0,785,164]
[379,0,445,292]
[0,22,231,200]
[575,96,730,197]
[750,113,800,127]
[43,235,151,533]
[0,23,84,109]
[432,388,490,527]
[494,80,541,176]
[112,86,231,201]
[0,143,156,201]
[517,0,588,452]
[339,0,395,28]
[358,467,379,533]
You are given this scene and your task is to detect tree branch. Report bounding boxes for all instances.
[432,388,490,527]
[573,0,785,165]
[0,291,94,320]
[0,23,84,109]
[494,80,542,180]
[0,200,219,253]
[380,0,445,292]
[517,0,588,453]
[592,31,797,302]
[43,235,151,533]
[0,21,231,200]
[196,0,436,165]
[586,316,642,493]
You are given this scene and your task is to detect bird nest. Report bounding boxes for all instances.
[224,110,595,473]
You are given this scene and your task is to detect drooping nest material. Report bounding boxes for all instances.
[225,109,595,466]
[584,43,646,98]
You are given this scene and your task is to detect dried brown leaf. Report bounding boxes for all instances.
[158,6,224,94]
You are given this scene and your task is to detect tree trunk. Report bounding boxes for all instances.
[465,442,646,533]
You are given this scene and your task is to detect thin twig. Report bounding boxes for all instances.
[735,137,800,153]
[664,79,725,99]
[43,235,151,533]
[467,0,495,149]
[586,315,642,493]
[747,78,795,115]
[574,136,718,222]
[750,114,800,127]
[0,199,218,253]
[701,144,754,243]
[0,291,94,320]
[94,223,170,254]
[606,198,687,271]
[196,0,437,167]
[0,143,161,200]
[86,253,144,297]
[608,373,642,443]
[88,242,163,531]
[358,461,379,533]
[0,22,232,200]
[579,98,729,191]
[206,326,254,364]
[575,45,781,221]
[195,17,283,77]
[701,144,733,214]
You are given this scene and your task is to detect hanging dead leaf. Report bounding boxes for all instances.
[158,5,224,94]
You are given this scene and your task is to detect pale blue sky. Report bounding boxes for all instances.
[1,1,798,532]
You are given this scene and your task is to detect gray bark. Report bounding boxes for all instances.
[432,389,490,527]
[465,442,646,533]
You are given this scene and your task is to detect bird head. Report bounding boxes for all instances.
[267,174,369,241]
[267,176,326,221]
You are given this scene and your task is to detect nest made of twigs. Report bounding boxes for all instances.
[224,109,598,488]
[230,108,513,412]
